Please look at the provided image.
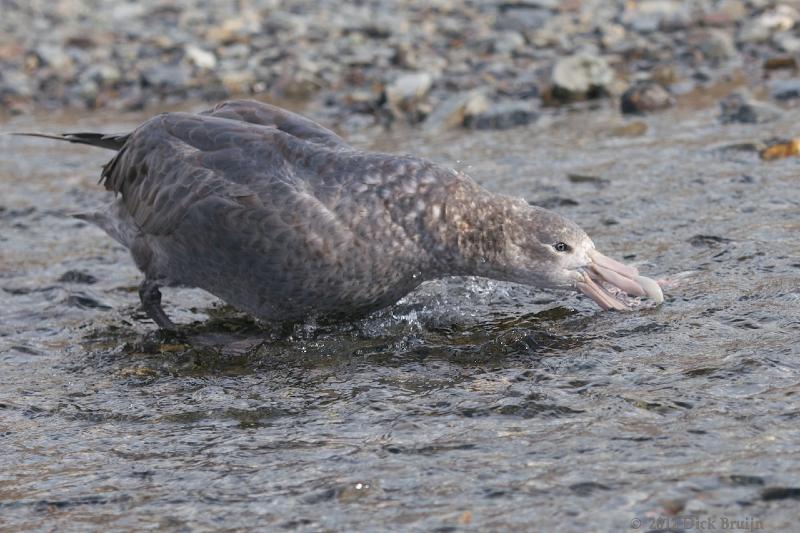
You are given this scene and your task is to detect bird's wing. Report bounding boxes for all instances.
[200,99,349,149]
[99,110,353,251]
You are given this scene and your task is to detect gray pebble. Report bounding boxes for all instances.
[719,91,782,123]
[467,100,539,130]
[620,81,674,114]
[769,78,800,101]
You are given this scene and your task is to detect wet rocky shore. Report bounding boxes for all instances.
[3,0,800,132]
[4,3,800,531]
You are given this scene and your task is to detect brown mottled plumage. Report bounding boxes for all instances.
[20,100,663,329]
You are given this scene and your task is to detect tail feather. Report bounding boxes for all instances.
[11,132,128,151]
[74,202,138,248]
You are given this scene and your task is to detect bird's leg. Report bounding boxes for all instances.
[138,279,176,330]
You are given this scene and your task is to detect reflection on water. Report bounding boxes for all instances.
[1,104,799,531]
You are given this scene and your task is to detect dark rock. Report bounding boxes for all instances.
[569,482,611,496]
[4,287,33,295]
[0,205,35,219]
[710,141,764,154]
[58,270,98,284]
[620,81,674,114]
[769,78,800,100]
[467,101,539,130]
[531,197,579,209]
[567,173,610,187]
[302,488,337,504]
[723,474,764,486]
[762,487,800,501]
[719,92,781,124]
[65,293,111,309]
[692,68,712,82]
[498,0,558,9]
[688,235,732,247]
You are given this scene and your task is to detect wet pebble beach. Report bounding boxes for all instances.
[2,1,800,531]
[3,0,800,132]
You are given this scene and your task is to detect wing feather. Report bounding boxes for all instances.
[100,108,354,248]
[201,99,347,149]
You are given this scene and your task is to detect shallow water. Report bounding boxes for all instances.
[1,103,799,531]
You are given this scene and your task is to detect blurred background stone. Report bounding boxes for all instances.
[620,81,674,114]
[0,0,795,131]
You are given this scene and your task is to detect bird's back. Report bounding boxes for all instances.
[99,100,459,321]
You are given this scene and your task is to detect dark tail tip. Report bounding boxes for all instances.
[10,132,128,151]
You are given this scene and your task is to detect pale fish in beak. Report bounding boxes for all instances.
[577,249,664,311]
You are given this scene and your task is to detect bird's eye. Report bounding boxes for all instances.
[553,242,571,253]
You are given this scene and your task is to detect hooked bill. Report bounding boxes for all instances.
[577,250,664,311]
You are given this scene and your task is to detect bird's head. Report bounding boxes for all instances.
[471,200,664,310]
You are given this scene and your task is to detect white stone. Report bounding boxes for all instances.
[185,45,217,70]
[552,53,613,95]
[385,72,433,105]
